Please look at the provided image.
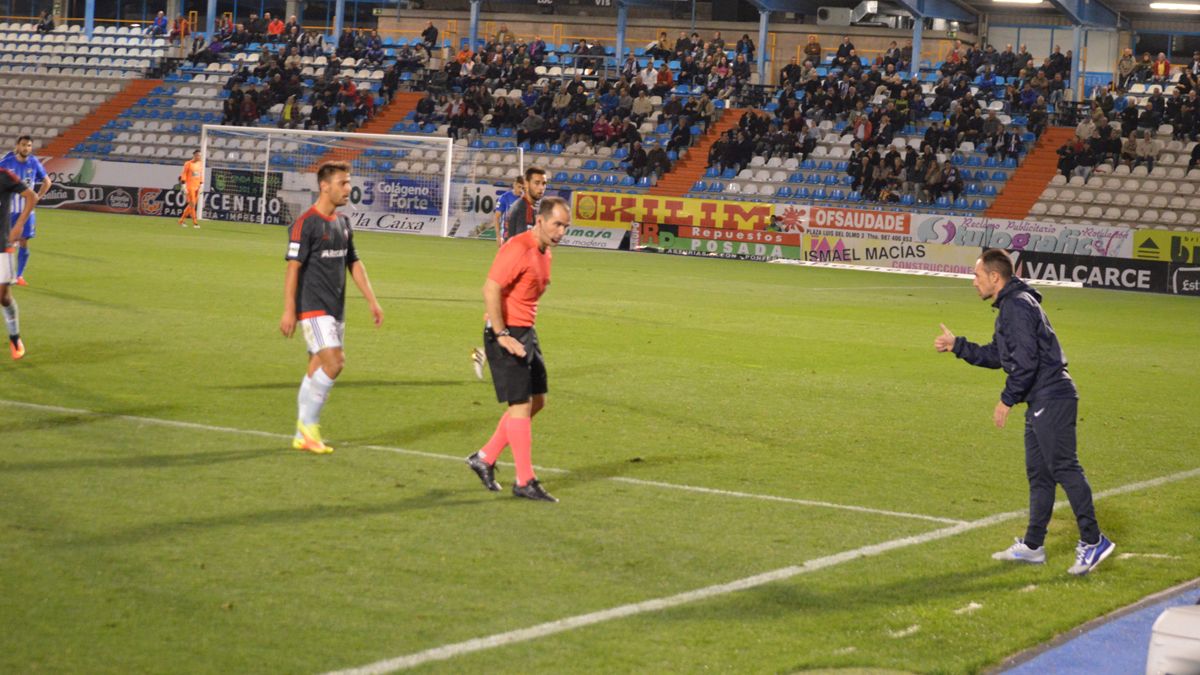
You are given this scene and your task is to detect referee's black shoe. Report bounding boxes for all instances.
[466,452,501,491]
[513,479,558,503]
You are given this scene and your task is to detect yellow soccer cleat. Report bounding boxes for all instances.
[293,421,333,454]
[9,338,25,360]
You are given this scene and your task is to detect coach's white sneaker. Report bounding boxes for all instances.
[992,538,1046,564]
[471,347,486,380]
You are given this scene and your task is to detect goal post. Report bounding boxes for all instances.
[198,125,523,238]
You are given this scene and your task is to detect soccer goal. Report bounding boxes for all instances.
[198,125,523,237]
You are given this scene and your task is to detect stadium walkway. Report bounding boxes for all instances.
[985,126,1075,220]
[997,577,1200,674]
[649,108,746,198]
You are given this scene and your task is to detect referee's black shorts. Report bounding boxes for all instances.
[483,325,548,404]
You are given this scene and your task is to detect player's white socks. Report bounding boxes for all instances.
[300,368,335,425]
[296,374,313,427]
[1,301,17,338]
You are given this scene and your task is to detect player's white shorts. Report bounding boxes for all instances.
[300,314,345,354]
[0,248,14,285]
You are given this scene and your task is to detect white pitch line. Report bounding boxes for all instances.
[325,466,1200,675]
[608,477,966,525]
[0,399,959,524]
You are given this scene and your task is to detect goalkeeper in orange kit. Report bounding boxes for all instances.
[178,150,203,228]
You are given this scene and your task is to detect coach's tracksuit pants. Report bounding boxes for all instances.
[1022,398,1101,549]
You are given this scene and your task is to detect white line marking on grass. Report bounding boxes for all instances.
[0,399,959,524]
[325,466,1200,675]
[888,625,921,638]
[1117,552,1182,560]
[954,602,983,615]
[607,477,966,525]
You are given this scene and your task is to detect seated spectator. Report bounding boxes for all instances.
[626,141,648,179]
[1132,130,1161,171]
[1189,141,1200,170]
[146,11,168,37]
[421,21,439,54]
[329,102,353,132]
[647,146,670,178]
[518,109,546,144]
[239,88,259,124]
[337,28,356,57]
[736,34,755,62]
[667,117,692,153]
[306,99,330,131]
[1152,52,1171,83]
[267,14,285,41]
[630,90,654,124]
[36,9,54,33]
[278,95,301,129]
[169,16,189,43]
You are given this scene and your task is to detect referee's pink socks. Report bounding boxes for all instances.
[506,416,535,486]
[478,412,509,465]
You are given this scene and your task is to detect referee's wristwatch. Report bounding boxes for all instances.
[496,328,511,338]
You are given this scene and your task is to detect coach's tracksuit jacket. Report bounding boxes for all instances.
[951,277,1077,407]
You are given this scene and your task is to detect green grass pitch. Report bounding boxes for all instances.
[1,209,1198,674]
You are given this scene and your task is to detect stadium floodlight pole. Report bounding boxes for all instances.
[615,1,627,69]
[469,0,481,51]
[910,18,923,78]
[333,0,345,41]
[757,9,770,84]
[205,0,217,39]
[1070,24,1083,101]
[84,0,95,38]
[260,134,273,225]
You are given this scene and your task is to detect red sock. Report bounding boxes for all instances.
[506,416,535,486]
[478,412,509,465]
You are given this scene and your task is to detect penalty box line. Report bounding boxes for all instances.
[326,465,1200,675]
[0,399,964,525]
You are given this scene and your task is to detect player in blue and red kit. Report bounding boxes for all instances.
[0,136,53,287]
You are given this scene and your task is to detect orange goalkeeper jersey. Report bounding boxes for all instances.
[180,159,203,189]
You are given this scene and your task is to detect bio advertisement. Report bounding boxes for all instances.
[634,222,801,261]
[1132,229,1200,265]
[574,192,771,231]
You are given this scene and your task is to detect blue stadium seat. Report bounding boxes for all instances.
[900,194,915,206]
[794,187,810,199]
[570,172,586,183]
[839,175,853,186]
[971,199,987,210]
[984,156,998,167]
[776,186,792,198]
[722,168,736,179]
[710,182,725,193]
[954,197,969,209]
[694,180,708,192]
[835,161,849,172]
[991,171,1007,181]
[829,189,846,201]
[805,174,821,185]
[486,140,500,149]
[823,174,838,186]
[604,175,619,186]
[801,159,816,170]
[812,187,828,200]
[965,183,979,195]
[550,144,564,154]
[637,176,653,188]
[966,156,982,167]
[1003,157,1017,168]
[533,142,547,153]
[553,171,569,182]
[983,184,997,196]
[790,172,805,184]
[583,159,599,170]
[705,167,719,178]
[934,196,951,209]
[847,190,862,202]
[484,127,497,137]
[818,160,834,171]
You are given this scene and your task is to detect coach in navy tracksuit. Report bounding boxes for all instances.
[935,248,1115,576]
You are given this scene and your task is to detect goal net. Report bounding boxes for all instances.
[198,125,522,238]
